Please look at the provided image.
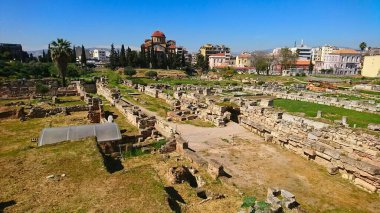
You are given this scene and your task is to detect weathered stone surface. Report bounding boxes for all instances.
[327,164,339,175]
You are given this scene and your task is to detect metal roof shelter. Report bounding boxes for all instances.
[38,123,122,146]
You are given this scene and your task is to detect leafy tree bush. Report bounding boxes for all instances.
[145,70,158,78]
[124,66,137,77]
[36,83,49,98]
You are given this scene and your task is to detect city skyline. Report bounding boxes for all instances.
[1,0,380,52]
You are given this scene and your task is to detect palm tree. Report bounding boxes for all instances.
[50,38,72,86]
[359,42,367,52]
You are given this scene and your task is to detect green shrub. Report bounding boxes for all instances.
[145,70,158,78]
[241,196,256,208]
[124,66,137,77]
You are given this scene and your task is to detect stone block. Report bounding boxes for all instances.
[354,178,377,193]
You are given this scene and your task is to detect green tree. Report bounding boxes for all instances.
[279,48,297,70]
[80,45,87,65]
[139,46,147,68]
[308,57,314,73]
[120,44,127,67]
[359,42,367,52]
[42,50,46,62]
[109,44,117,70]
[253,52,270,75]
[50,38,72,86]
[71,45,76,63]
[36,83,49,98]
[126,46,132,66]
[47,44,52,62]
[124,66,136,77]
[196,54,208,71]
[145,70,158,78]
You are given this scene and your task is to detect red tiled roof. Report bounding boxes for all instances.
[168,44,176,49]
[152,30,165,37]
[295,60,310,65]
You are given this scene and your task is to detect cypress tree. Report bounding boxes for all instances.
[132,51,139,67]
[109,44,117,70]
[80,45,87,65]
[152,49,158,69]
[139,46,147,68]
[126,47,132,66]
[120,44,127,67]
[47,44,52,62]
[42,50,46,62]
[146,46,151,68]
[71,45,77,63]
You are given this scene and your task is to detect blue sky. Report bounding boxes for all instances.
[1,0,379,52]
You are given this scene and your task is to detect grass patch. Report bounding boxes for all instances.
[273,99,380,128]
[183,119,215,127]
[118,85,171,117]
[152,139,167,149]
[122,148,147,158]
[56,96,86,106]
[0,115,170,212]
[215,101,239,108]
[359,90,380,96]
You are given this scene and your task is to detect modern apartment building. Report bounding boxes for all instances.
[92,49,107,61]
[290,41,312,60]
[312,45,339,63]
[199,44,230,60]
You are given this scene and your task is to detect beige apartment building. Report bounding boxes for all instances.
[199,44,230,60]
[236,52,254,68]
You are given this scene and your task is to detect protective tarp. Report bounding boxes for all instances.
[38,123,122,146]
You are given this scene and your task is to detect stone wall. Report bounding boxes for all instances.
[27,105,89,118]
[96,79,160,139]
[244,85,380,113]
[239,104,380,193]
[0,78,60,98]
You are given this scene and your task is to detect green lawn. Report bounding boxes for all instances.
[273,99,380,128]
[359,90,380,96]
[118,85,172,117]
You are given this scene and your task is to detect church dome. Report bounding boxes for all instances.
[151,30,165,37]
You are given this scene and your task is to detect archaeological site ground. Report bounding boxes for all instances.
[1,68,380,213]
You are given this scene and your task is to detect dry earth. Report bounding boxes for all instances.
[175,122,380,213]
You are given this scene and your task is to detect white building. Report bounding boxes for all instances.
[290,40,312,60]
[92,49,107,61]
[208,52,231,69]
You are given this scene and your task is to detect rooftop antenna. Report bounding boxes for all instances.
[301,39,304,47]
[294,41,297,47]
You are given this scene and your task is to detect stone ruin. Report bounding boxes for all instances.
[266,188,299,212]
[96,79,158,140]
[239,101,380,193]
[244,83,380,113]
